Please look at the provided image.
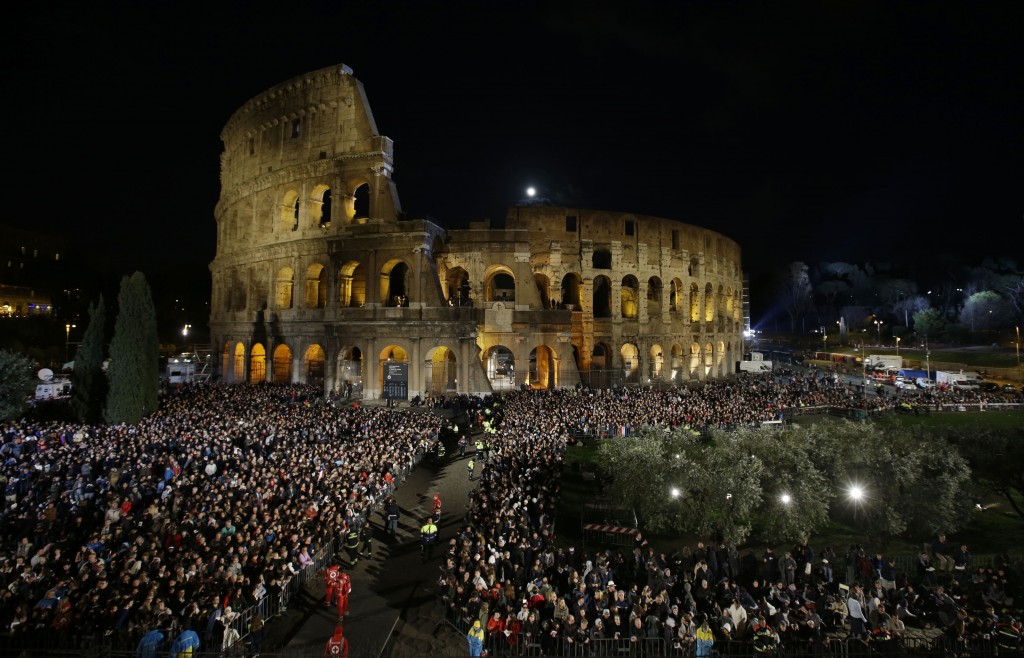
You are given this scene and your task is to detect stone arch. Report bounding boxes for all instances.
[593,275,612,318]
[483,345,516,391]
[445,266,471,306]
[305,263,327,308]
[233,341,246,382]
[276,266,294,309]
[424,345,457,396]
[339,261,366,307]
[589,341,613,388]
[669,278,683,313]
[649,344,664,380]
[280,189,300,231]
[621,275,639,319]
[620,343,639,383]
[352,181,370,221]
[484,265,516,303]
[304,344,326,387]
[592,248,612,269]
[704,282,715,322]
[647,276,663,315]
[378,344,410,394]
[560,272,582,309]
[689,341,701,378]
[533,272,551,309]
[338,346,363,394]
[380,259,411,307]
[273,344,292,383]
[689,283,700,322]
[311,184,332,228]
[704,341,714,376]
[250,343,266,382]
[529,344,557,389]
[670,343,684,382]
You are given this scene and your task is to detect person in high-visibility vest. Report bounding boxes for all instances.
[324,624,349,658]
[467,619,485,657]
[344,526,361,566]
[467,458,476,481]
[420,518,438,562]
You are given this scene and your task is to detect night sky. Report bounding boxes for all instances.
[3,1,1021,309]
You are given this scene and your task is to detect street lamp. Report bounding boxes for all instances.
[895,336,900,356]
[874,319,884,343]
[64,323,76,361]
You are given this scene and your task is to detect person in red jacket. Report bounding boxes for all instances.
[336,567,352,618]
[324,563,342,608]
[432,493,442,522]
[324,624,349,657]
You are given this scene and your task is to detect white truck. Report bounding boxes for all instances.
[867,354,903,371]
[936,370,980,390]
[739,360,773,374]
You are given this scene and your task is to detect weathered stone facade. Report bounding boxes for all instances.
[209,64,744,398]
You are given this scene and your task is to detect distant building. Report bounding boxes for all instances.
[0,224,69,317]
[209,64,744,397]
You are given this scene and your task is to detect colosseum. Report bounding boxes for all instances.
[209,64,745,399]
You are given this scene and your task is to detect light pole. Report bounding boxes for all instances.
[925,336,931,381]
[1016,326,1021,385]
[895,336,900,356]
[64,323,76,361]
[874,319,884,343]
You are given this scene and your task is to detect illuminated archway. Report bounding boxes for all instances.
[716,340,726,377]
[380,259,411,307]
[561,272,582,309]
[484,345,516,391]
[338,346,362,395]
[670,343,684,382]
[689,341,701,378]
[647,277,662,316]
[484,267,516,303]
[704,341,714,375]
[620,343,639,382]
[233,342,246,382]
[621,275,638,319]
[305,344,325,386]
[425,346,457,395]
[529,345,557,389]
[445,266,471,306]
[273,344,292,383]
[250,343,266,382]
[649,344,664,380]
[339,261,366,307]
[704,283,715,322]
[305,264,327,308]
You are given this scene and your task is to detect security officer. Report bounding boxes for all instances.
[344,524,361,566]
[436,440,446,459]
[467,458,476,481]
[420,517,439,562]
[385,498,400,538]
[475,437,485,455]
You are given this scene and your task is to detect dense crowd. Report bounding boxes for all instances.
[442,384,1023,655]
[0,383,441,652]
[0,368,1019,656]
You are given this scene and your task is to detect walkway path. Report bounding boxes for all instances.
[261,406,476,656]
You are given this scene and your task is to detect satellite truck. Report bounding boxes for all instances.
[34,368,72,400]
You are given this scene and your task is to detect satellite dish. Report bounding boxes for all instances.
[38,368,54,382]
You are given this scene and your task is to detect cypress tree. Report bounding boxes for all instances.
[0,349,34,422]
[104,272,159,424]
[71,294,107,423]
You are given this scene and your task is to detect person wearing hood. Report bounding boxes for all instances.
[467,619,486,657]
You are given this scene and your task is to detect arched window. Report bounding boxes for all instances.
[280,190,300,231]
[250,343,266,382]
[689,283,700,322]
[305,264,327,308]
[339,261,366,307]
[273,344,292,383]
[560,273,582,310]
[592,248,612,269]
[621,275,639,319]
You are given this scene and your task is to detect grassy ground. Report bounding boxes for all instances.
[557,412,1024,560]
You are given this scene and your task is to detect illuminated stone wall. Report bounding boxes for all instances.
[210,65,744,398]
